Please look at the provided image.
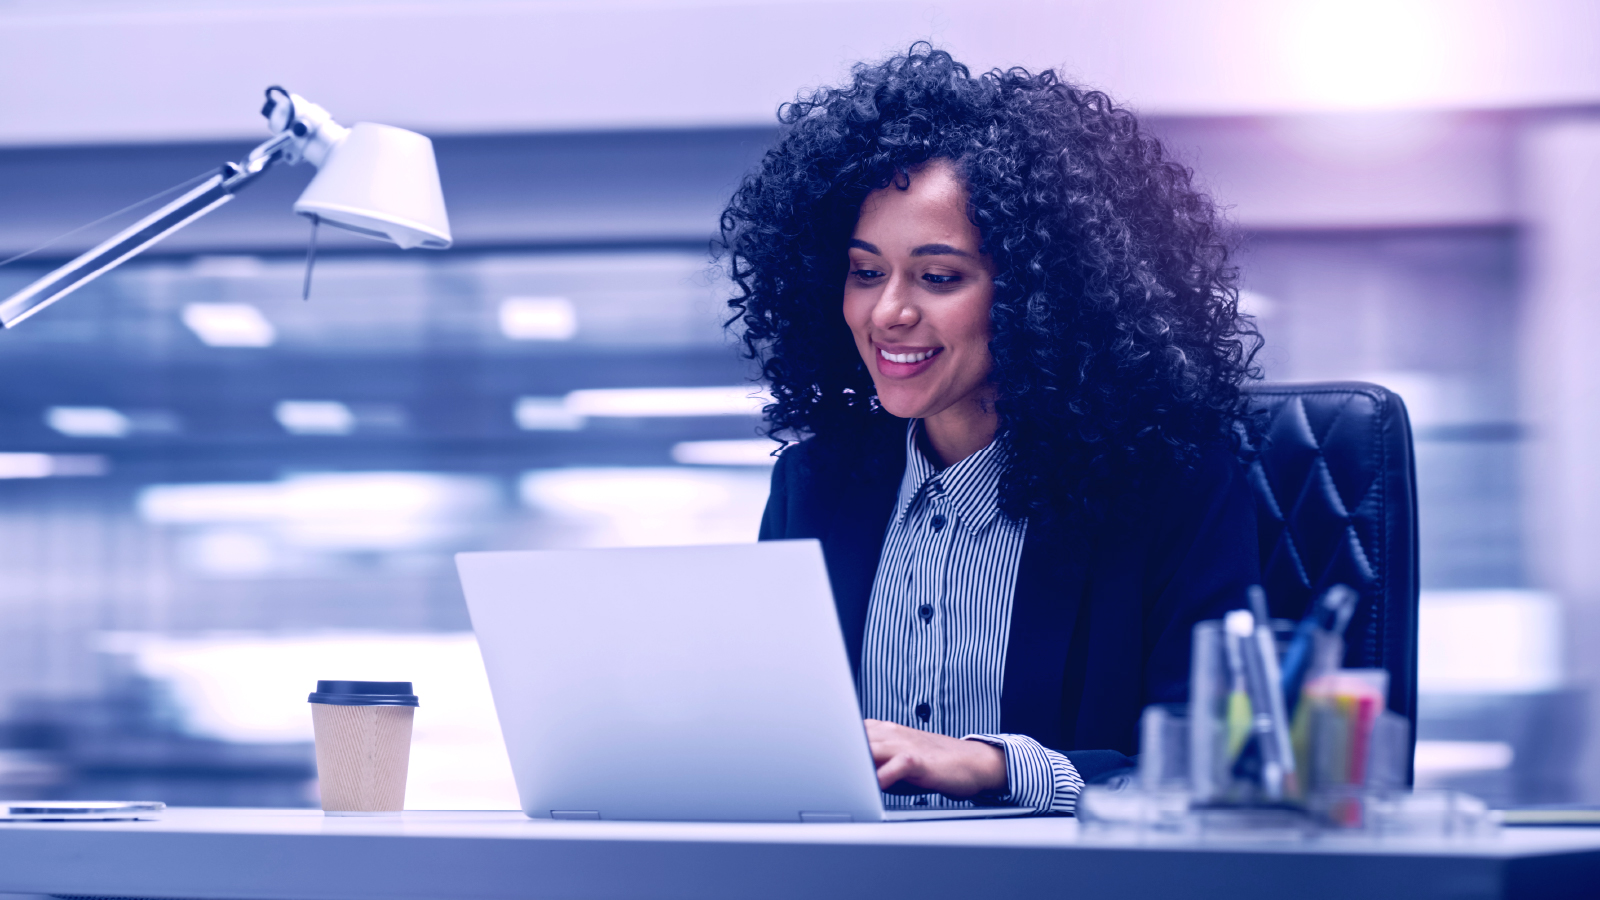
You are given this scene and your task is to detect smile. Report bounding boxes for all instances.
[880,348,940,364]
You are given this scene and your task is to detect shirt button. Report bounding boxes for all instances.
[930,514,947,532]
[918,604,933,623]
[915,702,931,721]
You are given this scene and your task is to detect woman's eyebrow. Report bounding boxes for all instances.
[910,243,976,259]
[848,239,881,254]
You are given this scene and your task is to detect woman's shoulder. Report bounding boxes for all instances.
[1189,439,1252,484]
[775,414,906,480]
[1114,440,1257,553]
[1026,439,1251,539]
[761,415,907,541]
[1140,440,1252,509]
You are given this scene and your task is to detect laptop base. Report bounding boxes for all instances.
[883,806,1036,822]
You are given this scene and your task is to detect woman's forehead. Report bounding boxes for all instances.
[853,161,978,251]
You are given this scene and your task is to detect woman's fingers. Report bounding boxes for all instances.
[865,720,928,787]
[873,752,919,790]
[864,718,903,761]
[862,718,1008,797]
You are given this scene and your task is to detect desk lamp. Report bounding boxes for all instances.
[0,87,452,328]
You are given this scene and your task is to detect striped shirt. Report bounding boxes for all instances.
[859,421,1084,814]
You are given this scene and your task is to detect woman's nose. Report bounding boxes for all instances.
[871,275,919,329]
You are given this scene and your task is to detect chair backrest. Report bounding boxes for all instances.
[1242,383,1421,745]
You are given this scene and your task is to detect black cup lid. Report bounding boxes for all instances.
[307,680,419,707]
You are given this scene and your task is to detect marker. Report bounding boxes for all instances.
[1222,612,1253,763]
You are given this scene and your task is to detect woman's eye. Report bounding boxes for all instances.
[922,272,961,285]
[850,268,884,281]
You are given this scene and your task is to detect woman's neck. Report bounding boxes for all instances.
[921,399,999,469]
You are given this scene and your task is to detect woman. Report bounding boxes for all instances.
[720,46,1263,814]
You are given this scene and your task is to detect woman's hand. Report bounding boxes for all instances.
[864,718,1007,798]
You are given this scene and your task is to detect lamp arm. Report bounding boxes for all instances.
[0,132,294,329]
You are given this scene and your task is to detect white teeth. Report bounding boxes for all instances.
[880,348,936,364]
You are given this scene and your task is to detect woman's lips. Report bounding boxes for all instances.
[874,344,942,378]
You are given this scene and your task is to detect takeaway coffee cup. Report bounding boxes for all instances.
[307,680,419,816]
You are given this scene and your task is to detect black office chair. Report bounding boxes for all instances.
[1241,382,1420,773]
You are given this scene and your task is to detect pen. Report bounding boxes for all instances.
[1280,584,1359,717]
[1227,608,1297,800]
[1246,584,1271,628]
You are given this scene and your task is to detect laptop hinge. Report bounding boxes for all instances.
[799,812,852,823]
[550,810,601,820]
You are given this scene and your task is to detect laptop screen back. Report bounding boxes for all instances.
[457,540,885,822]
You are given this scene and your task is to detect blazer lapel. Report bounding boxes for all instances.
[822,464,901,681]
[1001,518,1090,750]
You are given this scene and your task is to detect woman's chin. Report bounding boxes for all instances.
[871,392,930,421]
[870,390,921,419]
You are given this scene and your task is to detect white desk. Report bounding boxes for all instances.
[0,808,1594,900]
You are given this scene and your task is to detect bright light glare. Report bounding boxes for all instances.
[1418,590,1562,693]
[1236,290,1276,320]
[564,386,769,417]
[141,473,496,523]
[514,396,584,431]
[96,630,520,810]
[139,472,500,551]
[1414,740,1515,780]
[670,439,781,466]
[181,302,277,348]
[190,255,267,278]
[276,400,355,436]
[499,297,577,340]
[184,530,277,576]
[46,406,131,438]
[0,453,108,478]
[520,467,770,547]
[1281,0,1455,109]
[0,454,54,478]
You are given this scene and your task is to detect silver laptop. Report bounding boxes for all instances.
[456,540,1031,822]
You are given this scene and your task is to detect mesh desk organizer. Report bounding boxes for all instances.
[1078,384,1497,839]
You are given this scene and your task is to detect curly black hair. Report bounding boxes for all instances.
[719,44,1261,522]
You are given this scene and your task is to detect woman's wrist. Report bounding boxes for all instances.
[962,737,1009,794]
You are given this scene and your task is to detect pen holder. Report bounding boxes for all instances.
[1187,618,1297,805]
[1081,608,1499,840]
[1139,703,1190,793]
[1294,670,1410,826]
[1187,619,1235,803]
[1085,692,1490,839]
[1189,618,1408,811]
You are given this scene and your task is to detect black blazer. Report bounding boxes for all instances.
[758,418,1261,782]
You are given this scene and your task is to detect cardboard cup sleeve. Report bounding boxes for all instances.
[307,680,419,815]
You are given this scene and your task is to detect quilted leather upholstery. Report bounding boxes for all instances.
[1242,383,1420,738]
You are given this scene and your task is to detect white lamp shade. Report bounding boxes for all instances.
[293,123,451,250]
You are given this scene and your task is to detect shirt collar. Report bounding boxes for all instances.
[892,420,1009,536]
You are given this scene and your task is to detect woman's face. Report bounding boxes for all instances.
[843,160,997,428]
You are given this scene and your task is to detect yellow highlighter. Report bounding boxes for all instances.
[1222,613,1253,762]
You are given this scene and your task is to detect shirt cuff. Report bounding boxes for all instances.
[963,733,1087,814]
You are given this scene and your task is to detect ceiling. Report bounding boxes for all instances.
[0,0,1595,148]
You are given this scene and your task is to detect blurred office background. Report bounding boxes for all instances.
[0,0,1595,809]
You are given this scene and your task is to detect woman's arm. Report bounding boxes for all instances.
[868,724,1092,813]
[969,734,1088,813]
[865,719,1005,797]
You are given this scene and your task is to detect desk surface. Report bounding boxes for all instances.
[0,808,1595,900]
